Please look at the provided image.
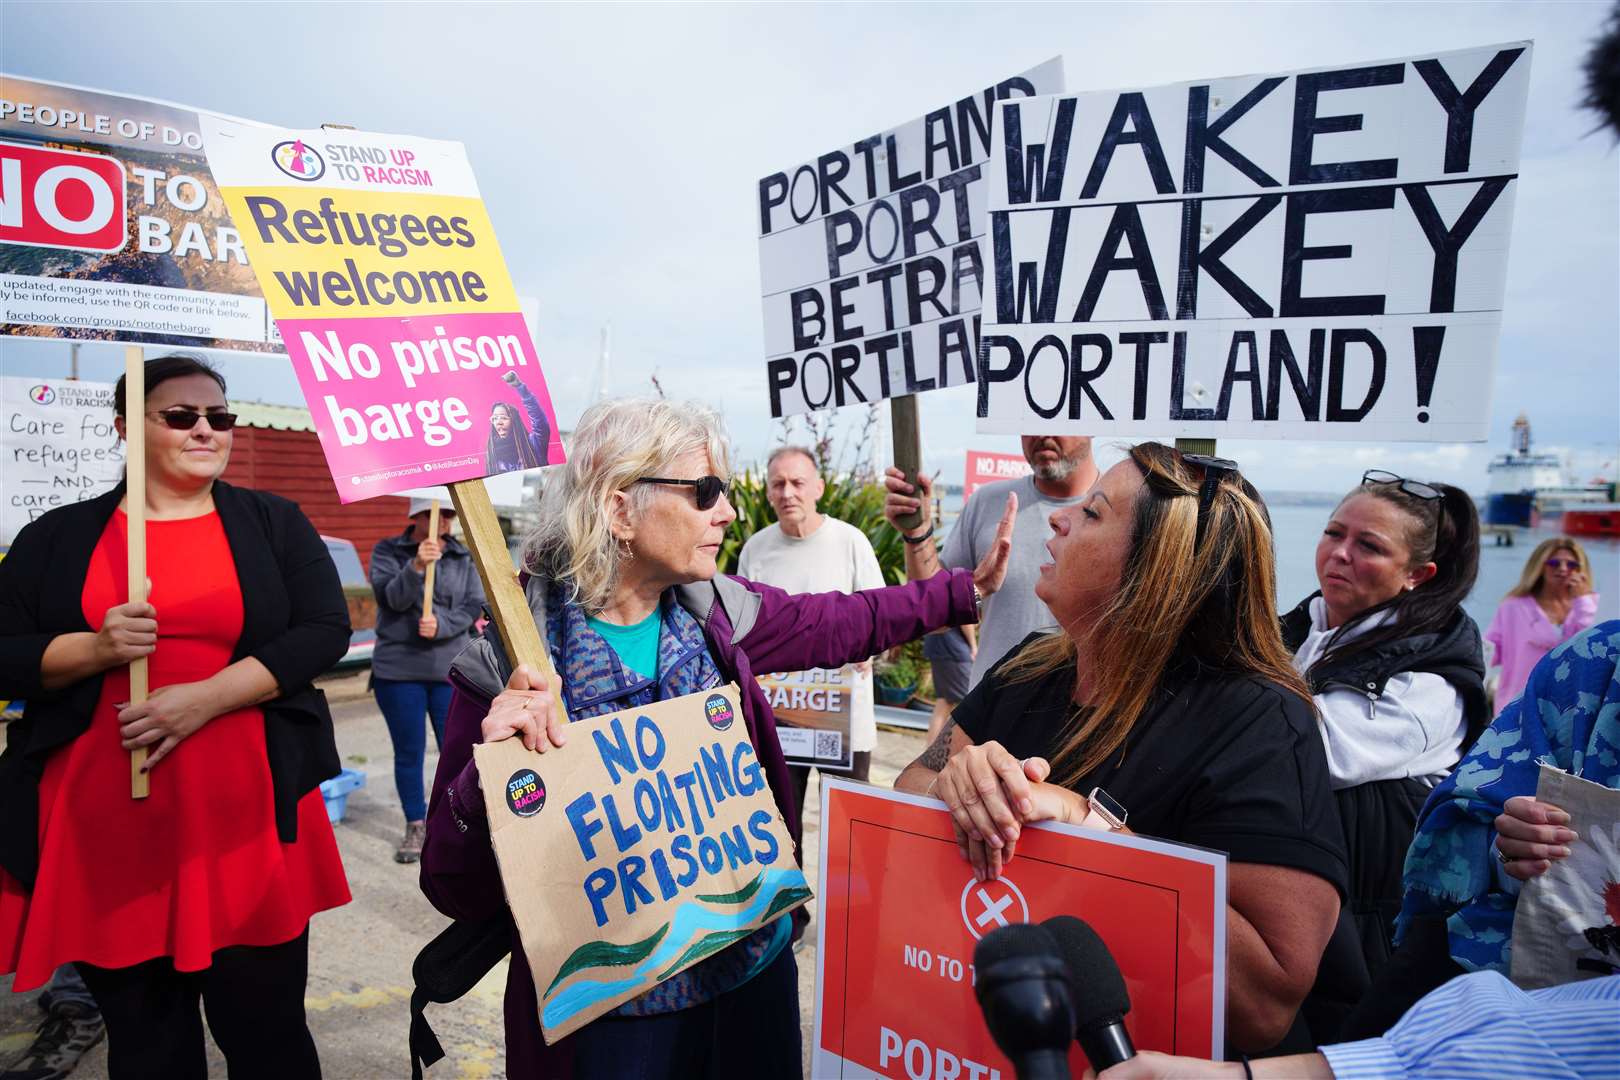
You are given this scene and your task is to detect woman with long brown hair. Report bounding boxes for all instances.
[1485,537,1599,709]
[895,442,1346,1055]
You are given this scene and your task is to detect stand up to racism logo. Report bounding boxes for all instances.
[271,139,325,182]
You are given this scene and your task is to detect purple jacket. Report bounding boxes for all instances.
[419,568,977,1076]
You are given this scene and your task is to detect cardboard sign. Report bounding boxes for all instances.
[813,779,1225,1077]
[0,75,278,350]
[473,684,811,1042]
[757,59,1064,418]
[1,376,122,546]
[756,666,854,771]
[977,43,1532,442]
[201,120,565,501]
[963,450,1031,500]
[1510,765,1620,988]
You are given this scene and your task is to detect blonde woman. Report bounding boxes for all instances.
[420,398,1009,1078]
[895,443,1346,1055]
[1485,537,1599,708]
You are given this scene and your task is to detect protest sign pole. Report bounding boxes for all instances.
[422,500,440,618]
[124,345,151,799]
[447,480,565,728]
[890,394,926,533]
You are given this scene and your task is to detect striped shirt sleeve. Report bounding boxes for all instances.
[1320,972,1620,1080]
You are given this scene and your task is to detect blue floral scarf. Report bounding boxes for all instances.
[1398,620,1620,973]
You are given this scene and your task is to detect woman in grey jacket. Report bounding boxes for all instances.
[368,499,486,862]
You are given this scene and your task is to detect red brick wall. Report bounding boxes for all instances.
[221,427,409,571]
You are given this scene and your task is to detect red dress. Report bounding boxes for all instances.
[0,508,350,989]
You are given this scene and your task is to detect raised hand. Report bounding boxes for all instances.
[971,492,1018,597]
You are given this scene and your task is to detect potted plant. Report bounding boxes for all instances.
[875,649,920,706]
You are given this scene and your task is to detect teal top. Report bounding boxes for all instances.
[585,608,661,680]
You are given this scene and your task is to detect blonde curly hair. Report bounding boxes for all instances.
[520,397,731,614]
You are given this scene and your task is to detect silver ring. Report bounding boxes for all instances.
[1497,848,1514,865]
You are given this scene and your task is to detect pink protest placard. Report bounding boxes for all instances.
[202,119,563,501]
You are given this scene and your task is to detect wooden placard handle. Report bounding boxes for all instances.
[889,394,926,533]
[448,480,566,729]
[125,345,150,799]
[422,499,440,619]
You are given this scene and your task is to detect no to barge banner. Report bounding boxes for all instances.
[757,666,854,772]
[813,780,1225,1078]
[473,684,810,1043]
[758,58,1064,418]
[202,119,564,500]
[977,42,1532,442]
[0,75,277,350]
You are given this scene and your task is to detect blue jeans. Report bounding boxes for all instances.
[570,948,801,1078]
[373,679,451,823]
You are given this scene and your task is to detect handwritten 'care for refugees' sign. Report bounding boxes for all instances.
[977,43,1531,442]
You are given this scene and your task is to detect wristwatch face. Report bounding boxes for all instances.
[1088,786,1127,827]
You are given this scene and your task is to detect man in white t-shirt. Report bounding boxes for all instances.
[885,436,1098,688]
[737,445,885,807]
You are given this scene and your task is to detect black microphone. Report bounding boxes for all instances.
[1042,915,1136,1072]
[972,923,1074,1080]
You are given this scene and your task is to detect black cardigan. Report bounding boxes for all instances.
[0,481,351,888]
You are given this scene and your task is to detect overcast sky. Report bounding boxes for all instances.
[3,0,1616,492]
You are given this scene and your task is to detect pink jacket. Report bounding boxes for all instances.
[1484,592,1600,708]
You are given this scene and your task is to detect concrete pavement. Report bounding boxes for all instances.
[0,672,930,1078]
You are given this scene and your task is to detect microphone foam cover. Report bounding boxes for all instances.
[1042,915,1131,1028]
[972,922,1060,971]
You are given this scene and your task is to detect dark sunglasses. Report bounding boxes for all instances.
[637,475,730,511]
[1546,557,1580,571]
[149,408,237,432]
[1182,452,1240,550]
[1362,469,1441,501]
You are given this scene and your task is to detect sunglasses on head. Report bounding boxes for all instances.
[637,475,730,511]
[1182,452,1241,550]
[148,408,237,432]
[1362,469,1440,501]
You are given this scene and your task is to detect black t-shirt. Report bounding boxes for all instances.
[952,634,1349,897]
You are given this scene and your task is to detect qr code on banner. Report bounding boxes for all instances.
[815,730,843,761]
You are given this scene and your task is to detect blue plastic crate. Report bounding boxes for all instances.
[320,768,367,823]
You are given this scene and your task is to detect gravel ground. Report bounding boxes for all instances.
[0,671,927,1079]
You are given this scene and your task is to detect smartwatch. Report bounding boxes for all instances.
[1079,787,1127,832]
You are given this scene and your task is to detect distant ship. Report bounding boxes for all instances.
[1484,415,1615,528]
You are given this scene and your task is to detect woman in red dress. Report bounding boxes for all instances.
[0,355,352,1079]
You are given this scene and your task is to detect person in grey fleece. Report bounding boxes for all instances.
[368,498,486,863]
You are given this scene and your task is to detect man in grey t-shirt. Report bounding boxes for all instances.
[885,437,1097,687]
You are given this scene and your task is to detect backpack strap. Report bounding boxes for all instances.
[408,914,513,1078]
